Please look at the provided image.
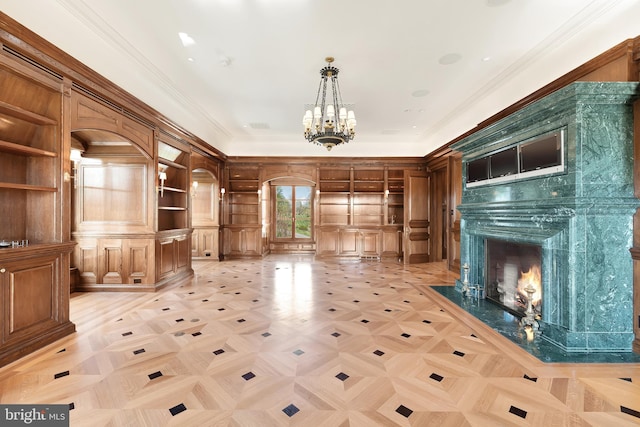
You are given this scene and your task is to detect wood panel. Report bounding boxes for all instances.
[448,154,462,271]
[156,238,175,279]
[360,229,381,258]
[381,227,403,259]
[72,237,155,289]
[339,229,359,256]
[100,240,123,284]
[0,243,76,367]
[76,161,151,233]
[192,227,219,259]
[404,170,430,264]
[70,92,154,156]
[5,259,55,338]
[316,227,339,256]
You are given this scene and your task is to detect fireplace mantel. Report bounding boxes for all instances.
[452,82,640,353]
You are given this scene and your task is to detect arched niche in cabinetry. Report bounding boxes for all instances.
[70,128,156,291]
[191,167,220,260]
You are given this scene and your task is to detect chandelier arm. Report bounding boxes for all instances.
[331,76,342,131]
[319,76,328,129]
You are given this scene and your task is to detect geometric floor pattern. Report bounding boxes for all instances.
[0,255,639,426]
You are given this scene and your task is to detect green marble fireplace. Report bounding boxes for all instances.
[452,82,640,353]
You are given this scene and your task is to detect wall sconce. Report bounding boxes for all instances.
[69,149,82,189]
[384,189,389,203]
[316,189,320,196]
[220,187,225,201]
[257,189,262,199]
[191,181,198,198]
[159,171,167,197]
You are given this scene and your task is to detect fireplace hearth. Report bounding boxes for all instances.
[451,82,640,354]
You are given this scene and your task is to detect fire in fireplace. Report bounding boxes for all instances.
[485,239,542,319]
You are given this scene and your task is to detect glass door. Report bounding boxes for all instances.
[275,185,312,240]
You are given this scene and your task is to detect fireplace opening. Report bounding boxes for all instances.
[485,239,542,319]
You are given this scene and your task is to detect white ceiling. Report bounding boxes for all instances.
[1,0,639,157]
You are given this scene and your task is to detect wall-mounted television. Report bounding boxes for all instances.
[489,147,518,178]
[519,131,562,172]
[467,157,489,182]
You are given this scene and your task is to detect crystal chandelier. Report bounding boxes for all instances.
[303,57,356,151]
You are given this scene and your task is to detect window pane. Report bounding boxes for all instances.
[276,186,292,238]
[295,186,312,238]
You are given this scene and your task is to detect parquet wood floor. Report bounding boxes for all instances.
[1,255,639,426]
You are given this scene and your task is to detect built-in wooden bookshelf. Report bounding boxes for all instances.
[0,53,75,366]
[222,166,262,258]
[316,166,406,259]
[157,141,189,231]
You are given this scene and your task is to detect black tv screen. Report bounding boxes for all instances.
[489,147,518,178]
[520,132,562,172]
[467,157,489,182]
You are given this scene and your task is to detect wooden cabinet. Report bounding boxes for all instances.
[158,140,189,231]
[156,232,190,280]
[192,228,218,259]
[0,54,76,366]
[222,167,262,258]
[0,244,76,366]
[316,166,406,260]
[0,54,62,244]
[386,169,404,226]
[156,138,192,283]
[353,194,384,226]
[319,193,350,225]
[191,167,220,259]
[222,225,262,257]
[73,237,154,290]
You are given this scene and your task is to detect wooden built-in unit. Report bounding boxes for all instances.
[0,48,76,366]
[220,158,427,261]
[191,151,221,260]
[222,165,263,258]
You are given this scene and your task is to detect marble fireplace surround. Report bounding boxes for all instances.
[451,82,640,353]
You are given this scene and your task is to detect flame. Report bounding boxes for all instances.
[517,265,542,307]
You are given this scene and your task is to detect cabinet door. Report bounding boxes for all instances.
[339,229,359,256]
[316,227,340,256]
[1,255,60,344]
[156,238,176,279]
[360,230,381,258]
[382,228,402,258]
[99,239,123,284]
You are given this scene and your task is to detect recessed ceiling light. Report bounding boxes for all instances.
[438,53,462,65]
[187,57,194,62]
[482,56,491,62]
[411,89,429,98]
[486,0,511,7]
[178,32,196,47]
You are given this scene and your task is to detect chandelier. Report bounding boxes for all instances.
[303,57,356,151]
